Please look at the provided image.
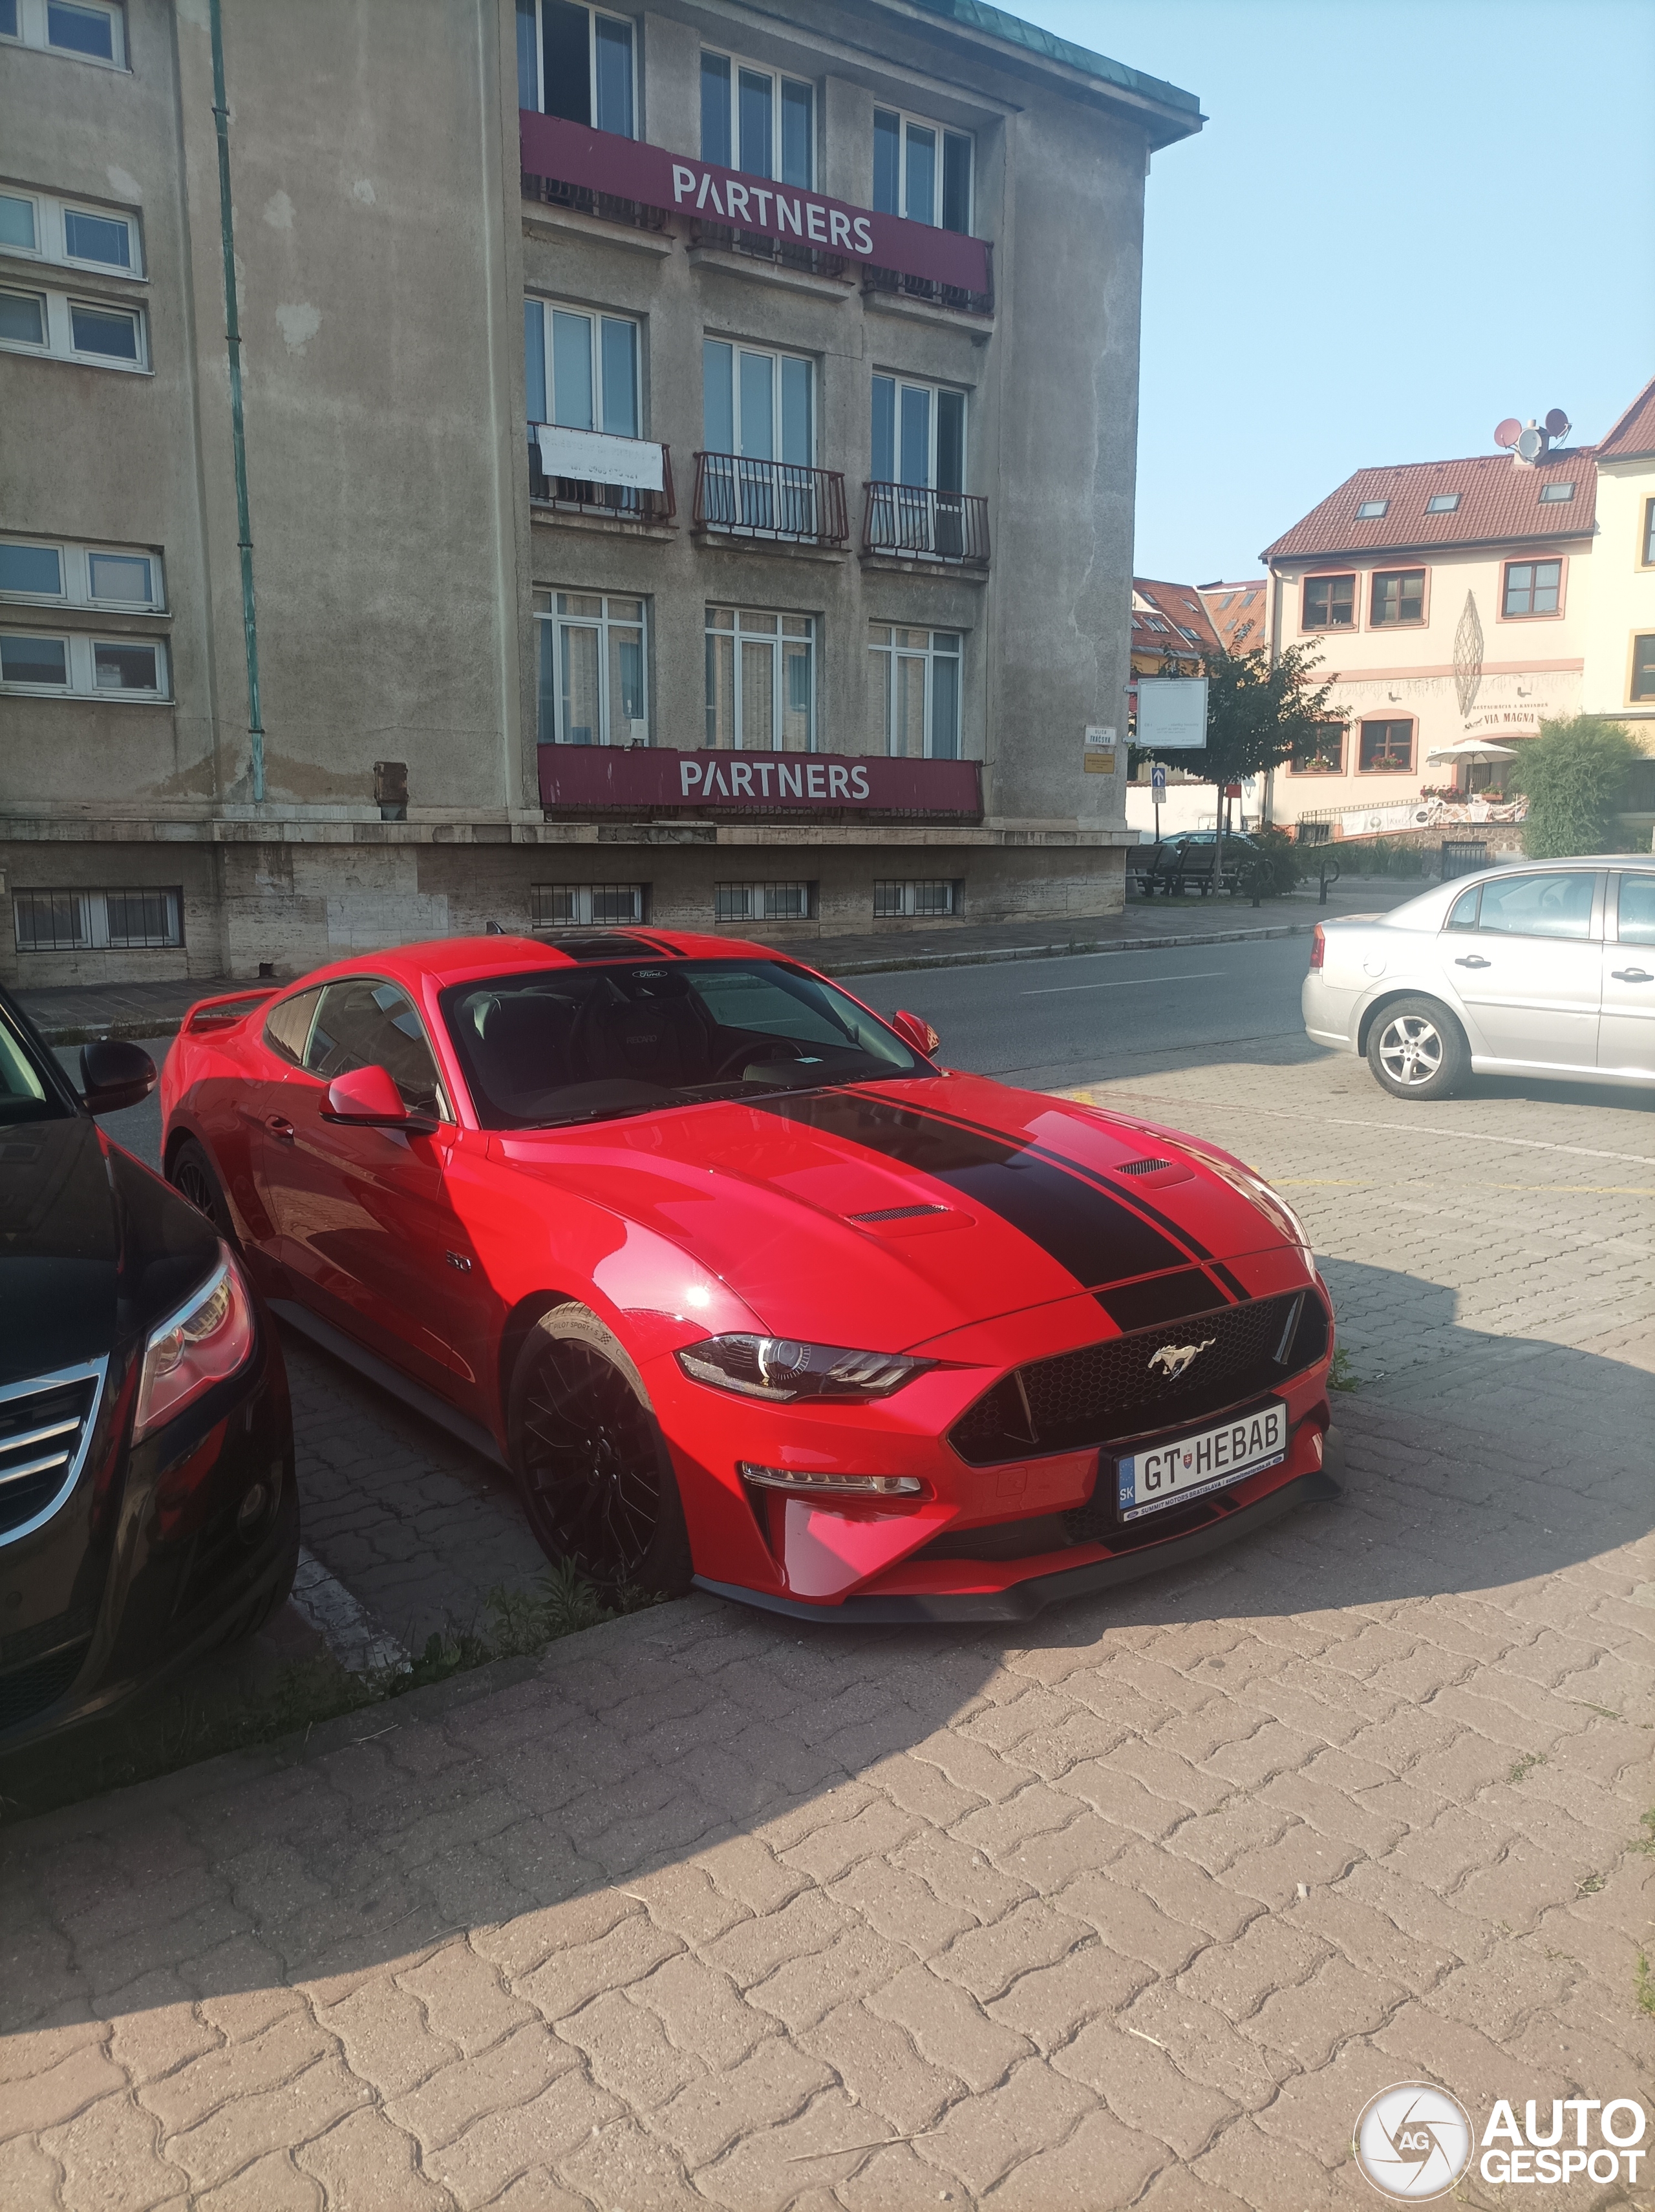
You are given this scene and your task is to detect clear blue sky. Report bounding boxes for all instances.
[1014,0,1655,586]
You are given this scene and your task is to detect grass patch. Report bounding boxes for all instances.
[1638,1953,1655,2022]
[1329,1348,1361,1393]
[1634,1809,1655,1856]
[0,1563,656,1827]
[1507,1751,1548,1785]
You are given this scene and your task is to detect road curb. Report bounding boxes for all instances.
[822,920,1313,980]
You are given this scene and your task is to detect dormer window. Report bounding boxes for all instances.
[1356,499,1388,519]
[1425,493,1460,513]
[1538,482,1575,504]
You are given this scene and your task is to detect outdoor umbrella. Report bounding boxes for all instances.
[1424,739,1519,764]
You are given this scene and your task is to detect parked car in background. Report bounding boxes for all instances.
[160,930,1337,1623]
[0,987,296,1753]
[1303,856,1655,1099]
[1135,829,1259,896]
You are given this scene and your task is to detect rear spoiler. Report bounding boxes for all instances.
[183,985,280,1034]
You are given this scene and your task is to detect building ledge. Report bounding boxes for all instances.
[522,201,674,256]
[530,504,675,540]
[862,284,994,339]
[685,244,855,301]
[860,552,990,584]
[691,529,848,564]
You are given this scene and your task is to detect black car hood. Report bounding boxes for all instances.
[0,1118,219,1383]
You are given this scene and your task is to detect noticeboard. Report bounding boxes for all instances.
[1135,677,1208,750]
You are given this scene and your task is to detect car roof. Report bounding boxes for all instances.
[272,929,793,997]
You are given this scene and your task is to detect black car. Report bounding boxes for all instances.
[0,986,297,1752]
[1135,829,1259,895]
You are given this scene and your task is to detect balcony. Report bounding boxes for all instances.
[692,454,849,549]
[529,427,676,527]
[862,483,990,569]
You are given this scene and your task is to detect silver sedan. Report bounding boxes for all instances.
[1302,855,1655,1100]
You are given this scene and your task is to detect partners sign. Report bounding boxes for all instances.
[538,746,983,818]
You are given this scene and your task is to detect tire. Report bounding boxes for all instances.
[1365,996,1469,1101]
[238,1507,301,1641]
[169,1135,240,1247]
[506,1303,692,1596]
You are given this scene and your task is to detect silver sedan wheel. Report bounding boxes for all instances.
[1375,1011,1444,1088]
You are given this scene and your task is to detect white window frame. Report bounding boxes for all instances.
[530,882,646,928]
[518,1,637,137]
[714,880,815,922]
[14,885,182,952]
[705,605,817,752]
[699,48,815,189]
[701,338,813,463]
[871,105,972,232]
[868,625,962,760]
[0,534,164,610]
[534,590,648,747]
[874,879,960,919]
[0,0,126,67]
[0,282,148,370]
[524,296,639,434]
[0,628,169,699]
[870,373,966,492]
[0,187,144,277]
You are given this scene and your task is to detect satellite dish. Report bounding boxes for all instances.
[1543,407,1570,440]
[1493,418,1521,449]
[1515,425,1545,462]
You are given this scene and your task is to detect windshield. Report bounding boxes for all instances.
[0,1005,71,1127]
[440,959,930,1130]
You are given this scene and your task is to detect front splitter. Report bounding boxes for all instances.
[694,1467,1342,1624]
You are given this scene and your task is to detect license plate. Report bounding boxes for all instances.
[1115,1401,1288,1521]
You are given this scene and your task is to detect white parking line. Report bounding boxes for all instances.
[290,1546,411,1677]
[1022,971,1223,996]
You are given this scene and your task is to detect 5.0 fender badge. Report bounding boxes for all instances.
[1148,1337,1215,1380]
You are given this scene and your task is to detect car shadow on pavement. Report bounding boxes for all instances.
[0,1255,1647,2050]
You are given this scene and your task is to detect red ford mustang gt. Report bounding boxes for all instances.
[160,930,1338,1621]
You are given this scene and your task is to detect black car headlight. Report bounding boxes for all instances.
[676,1334,932,1403]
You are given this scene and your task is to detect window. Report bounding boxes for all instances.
[1537,481,1574,504]
[1617,874,1655,946]
[1291,723,1345,775]
[875,880,959,918]
[700,52,813,187]
[0,188,141,274]
[1371,568,1425,625]
[520,0,634,136]
[14,886,181,952]
[264,988,323,1067]
[0,282,147,368]
[535,591,646,746]
[524,300,637,437]
[872,108,971,233]
[1302,574,1354,629]
[702,340,811,463]
[1445,886,1480,932]
[705,606,815,751]
[871,376,965,492]
[1,629,166,697]
[1643,498,1655,567]
[1425,492,1460,513]
[0,0,125,65]
[306,980,448,1119]
[1473,870,1594,942]
[868,626,961,759]
[531,883,646,927]
[1358,719,1413,773]
[1356,499,1388,519]
[714,881,815,922]
[0,535,162,608]
[1502,558,1561,617]
[1631,635,1655,702]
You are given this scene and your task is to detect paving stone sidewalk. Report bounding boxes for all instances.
[1,1048,1650,2210]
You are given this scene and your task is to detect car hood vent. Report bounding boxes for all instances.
[1118,1158,1171,1176]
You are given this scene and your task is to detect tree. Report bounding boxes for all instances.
[1509,715,1643,858]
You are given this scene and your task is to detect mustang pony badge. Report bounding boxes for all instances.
[1148,1338,1215,1380]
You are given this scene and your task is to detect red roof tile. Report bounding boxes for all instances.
[1596,376,1655,462]
[1261,448,1596,564]
[1132,577,1224,656]
[1198,580,1266,654]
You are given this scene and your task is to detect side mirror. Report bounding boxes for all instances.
[80,1038,157,1116]
[890,1010,941,1058]
[321,1063,437,1132]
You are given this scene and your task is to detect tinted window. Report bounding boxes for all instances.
[263,987,322,1068]
[1475,871,1595,941]
[1616,874,1655,946]
[1445,886,1480,931]
[306,980,447,1117]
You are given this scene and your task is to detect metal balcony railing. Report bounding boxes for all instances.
[529,435,675,526]
[862,482,990,568]
[693,453,849,548]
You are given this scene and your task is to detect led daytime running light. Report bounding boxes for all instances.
[676,1334,930,1402]
[740,1463,922,1496]
[133,1248,256,1440]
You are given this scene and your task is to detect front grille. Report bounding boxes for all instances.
[0,1639,91,1731]
[949,1292,1327,1465]
[0,1363,103,1541]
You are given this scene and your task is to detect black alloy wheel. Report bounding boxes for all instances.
[507,1304,691,1594]
[169,1136,239,1245]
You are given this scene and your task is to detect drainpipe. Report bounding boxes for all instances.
[209,0,264,802]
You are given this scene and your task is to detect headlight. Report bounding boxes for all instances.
[133,1248,257,1440]
[740,1463,922,1496]
[676,1334,932,1403]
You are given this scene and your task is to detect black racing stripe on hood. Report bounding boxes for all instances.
[752,1091,1191,1288]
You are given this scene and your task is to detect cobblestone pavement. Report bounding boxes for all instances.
[1,1041,1651,2210]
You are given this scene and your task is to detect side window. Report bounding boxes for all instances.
[306,979,448,1117]
[263,986,323,1067]
[1616,874,1655,946]
[1444,886,1480,931]
[1475,871,1596,942]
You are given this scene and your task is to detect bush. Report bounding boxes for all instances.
[1510,715,1642,858]
[1347,837,1427,878]
[1236,824,1304,900]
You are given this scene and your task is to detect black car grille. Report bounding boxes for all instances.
[0,1639,92,1731]
[949,1290,1327,1465]
[0,1368,101,1540]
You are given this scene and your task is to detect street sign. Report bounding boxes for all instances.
[1150,764,1168,795]
[1135,677,1208,750]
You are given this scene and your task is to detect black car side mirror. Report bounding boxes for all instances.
[80,1038,158,1116]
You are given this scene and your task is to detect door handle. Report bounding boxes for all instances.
[265,1114,295,1143]
[1454,955,1491,968]
[1611,968,1654,983]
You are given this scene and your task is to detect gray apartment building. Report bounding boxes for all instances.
[0,0,1200,987]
